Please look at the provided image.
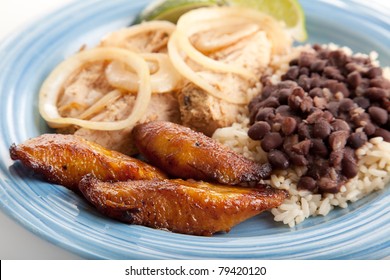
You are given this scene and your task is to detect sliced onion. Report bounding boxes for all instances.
[175,29,257,80]
[78,89,123,120]
[105,53,182,93]
[191,21,260,53]
[168,32,248,105]
[39,47,151,131]
[100,20,176,51]
[176,7,291,55]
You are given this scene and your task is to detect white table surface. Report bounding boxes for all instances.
[0,0,389,260]
[0,0,82,260]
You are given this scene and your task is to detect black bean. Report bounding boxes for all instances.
[327,101,340,117]
[248,121,271,140]
[331,119,351,132]
[330,150,344,169]
[306,109,323,124]
[342,148,358,179]
[255,107,275,122]
[313,44,322,51]
[261,85,277,99]
[259,96,280,108]
[288,87,305,111]
[267,150,290,169]
[364,122,377,136]
[347,71,362,89]
[351,112,370,127]
[309,87,324,98]
[355,78,370,96]
[300,96,314,113]
[278,80,299,89]
[281,117,297,136]
[348,132,368,148]
[288,152,309,166]
[289,58,299,66]
[299,67,310,76]
[317,177,340,193]
[365,87,387,101]
[298,123,312,139]
[299,52,315,68]
[322,111,335,122]
[326,82,350,97]
[338,98,356,112]
[313,119,332,138]
[310,76,323,88]
[306,159,329,179]
[329,130,349,151]
[261,132,283,152]
[298,75,312,92]
[275,105,292,116]
[328,50,347,68]
[297,176,317,191]
[384,100,390,113]
[277,88,292,104]
[370,77,390,89]
[311,139,329,158]
[310,60,327,73]
[248,96,263,112]
[365,67,382,79]
[373,128,390,142]
[368,106,388,125]
[292,139,311,155]
[318,49,330,60]
[324,66,345,82]
[260,75,272,86]
[282,66,299,81]
[313,96,328,109]
[353,96,370,109]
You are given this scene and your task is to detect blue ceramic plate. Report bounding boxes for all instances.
[0,0,389,259]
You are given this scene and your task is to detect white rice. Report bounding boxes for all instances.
[212,44,390,227]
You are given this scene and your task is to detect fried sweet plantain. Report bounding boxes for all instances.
[9,134,167,191]
[79,175,288,236]
[132,121,272,185]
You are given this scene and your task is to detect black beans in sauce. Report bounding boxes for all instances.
[248,45,390,193]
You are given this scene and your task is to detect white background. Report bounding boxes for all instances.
[0,0,389,260]
[0,0,80,260]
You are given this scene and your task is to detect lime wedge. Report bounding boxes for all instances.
[227,0,307,42]
[135,0,307,42]
[134,0,221,24]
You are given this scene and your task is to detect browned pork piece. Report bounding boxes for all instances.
[132,121,272,184]
[79,175,288,236]
[9,134,167,191]
[177,30,272,136]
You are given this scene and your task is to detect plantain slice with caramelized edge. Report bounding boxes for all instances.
[9,134,167,191]
[132,121,272,185]
[79,174,288,236]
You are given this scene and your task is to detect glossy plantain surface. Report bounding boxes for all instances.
[79,175,288,236]
[132,121,272,185]
[9,134,167,191]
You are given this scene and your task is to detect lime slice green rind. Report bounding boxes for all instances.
[226,0,307,41]
[133,0,220,24]
[134,0,308,42]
